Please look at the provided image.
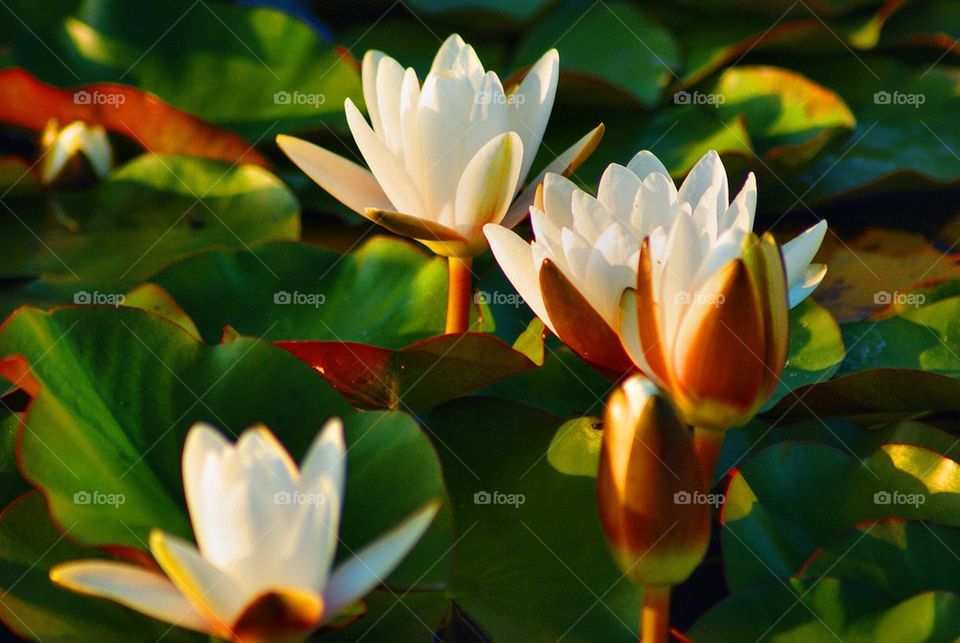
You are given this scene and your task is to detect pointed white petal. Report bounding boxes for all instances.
[182,423,236,569]
[417,73,476,225]
[346,98,426,217]
[584,223,636,325]
[626,150,671,180]
[570,190,610,244]
[500,124,603,229]
[150,530,249,628]
[541,172,578,229]
[323,501,439,620]
[782,220,828,292]
[301,418,346,497]
[597,163,642,221]
[677,150,728,217]
[718,172,756,233]
[788,264,827,307]
[660,212,702,350]
[375,56,406,156]
[634,172,680,234]
[429,34,484,89]
[51,561,211,634]
[454,132,523,230]
[277,135,393,216]
[529,207,566,268]
[466,72,509,162]
[484,224,556,335]
[618,289,652,376]
[361,51,387,136]
[429,34,467,76]
[508,49,559,183]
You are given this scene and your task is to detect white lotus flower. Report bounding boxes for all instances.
[51,421,439,642]
[483,149,828,379]
[277,33,602,257]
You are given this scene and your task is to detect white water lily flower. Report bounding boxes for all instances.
[51,420,439,642]
[39,119,112,186]
[483,149,828,378]
[277,33,602,257]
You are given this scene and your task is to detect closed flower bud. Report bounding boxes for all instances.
[597,376,710,587]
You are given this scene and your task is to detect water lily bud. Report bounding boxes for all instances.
[39,119,112,188]
[623,232,790,431]
[597,376,710,587]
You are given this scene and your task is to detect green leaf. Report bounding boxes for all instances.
[764,298,844,409]
[513,0,679,107]
[545,416,602,477]
[0,305,352,547]
[0,413,30,509]
[802,520,960,598]
[722,440,960,591]
[689,578,960,642]
[428,398,642,642]
[0,154,298,287]
[406,0,555,21]
[2,0,361,138]
[150,237,493,347]
[122,283,200,340]
[0,493,202,642]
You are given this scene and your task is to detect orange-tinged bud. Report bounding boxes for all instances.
[597,376,710,587]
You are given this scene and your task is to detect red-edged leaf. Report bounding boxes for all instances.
[276,328,544,411]
[0,68,269,168]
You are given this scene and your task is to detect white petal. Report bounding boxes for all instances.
[150,530,250,627]
[484,224,556,335]
[626,150,671,180]
[361,51,387,137]
[274,477,341,593]
[182,423,239,570]
[346,98,426,217]
[691,185,719,243]
[718,172,756,233]
[500,124,604,229]
[634,172,680,234]
[789,264,828,308]
[584,222,636,325]
[399,68,423,185]
[507,49,559,183]
[570,191,610,244]
[454,131,523,230]
[323,502,439,619]
[782,220,828,293]
[465,72,509,163]
[276,135,393,216]
[618,289,651,374]
[50,561,211,634]
[429,34,484,89]
[375,56,406,157]
[301,418,346,499]
[660,212,702,351]
[529,207,567,270]
[597,163,642,221]
[677,150,728,216]
[416,73,476,225]
[541,172,578,229]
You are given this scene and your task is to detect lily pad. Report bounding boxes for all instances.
[513,0,680,107]
[1,0,361,138]
[150,237,494,347]
[0,154,299,285]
